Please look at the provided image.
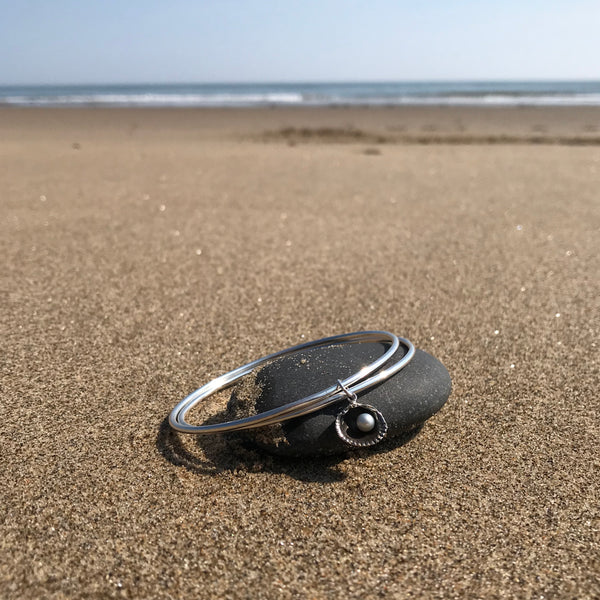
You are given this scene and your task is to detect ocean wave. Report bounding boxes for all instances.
[0,92,305,107]
[301,94,600,106]
[403,94,600,106]
[2,90,600,107]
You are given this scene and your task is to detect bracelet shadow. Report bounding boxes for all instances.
[156,413,423,483]
[156,415,347,482]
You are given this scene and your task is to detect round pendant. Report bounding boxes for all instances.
[335,403,388,447]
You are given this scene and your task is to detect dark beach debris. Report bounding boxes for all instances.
[259,127,600,146]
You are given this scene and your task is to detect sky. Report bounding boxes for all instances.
[0,0,599,85]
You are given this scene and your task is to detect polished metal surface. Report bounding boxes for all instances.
[169,330,414,436]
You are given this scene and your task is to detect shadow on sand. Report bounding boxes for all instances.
[156,414,423,483]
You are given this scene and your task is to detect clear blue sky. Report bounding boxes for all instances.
[1,0,598,85]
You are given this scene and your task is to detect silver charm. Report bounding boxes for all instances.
[334,380,388,447]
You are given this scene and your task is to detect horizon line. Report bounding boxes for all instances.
[1,78,600,88]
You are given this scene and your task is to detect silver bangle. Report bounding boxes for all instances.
[169,330,415,447]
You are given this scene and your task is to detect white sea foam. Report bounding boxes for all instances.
[0,92,305,107]
[304,94,600,107]
[1,83,600,107]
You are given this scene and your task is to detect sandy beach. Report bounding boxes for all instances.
[1,106,599,598]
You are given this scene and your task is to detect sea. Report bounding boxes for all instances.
[1,81,600,108]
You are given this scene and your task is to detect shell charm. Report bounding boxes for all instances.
[335,402,388,447]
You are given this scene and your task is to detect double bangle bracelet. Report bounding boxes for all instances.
[169,330,415,447]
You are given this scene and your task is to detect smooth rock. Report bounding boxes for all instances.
[227,339,451,457]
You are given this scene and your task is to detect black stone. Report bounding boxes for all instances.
[227,339,451,457]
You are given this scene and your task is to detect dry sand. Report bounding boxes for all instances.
[1,106,599,598]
